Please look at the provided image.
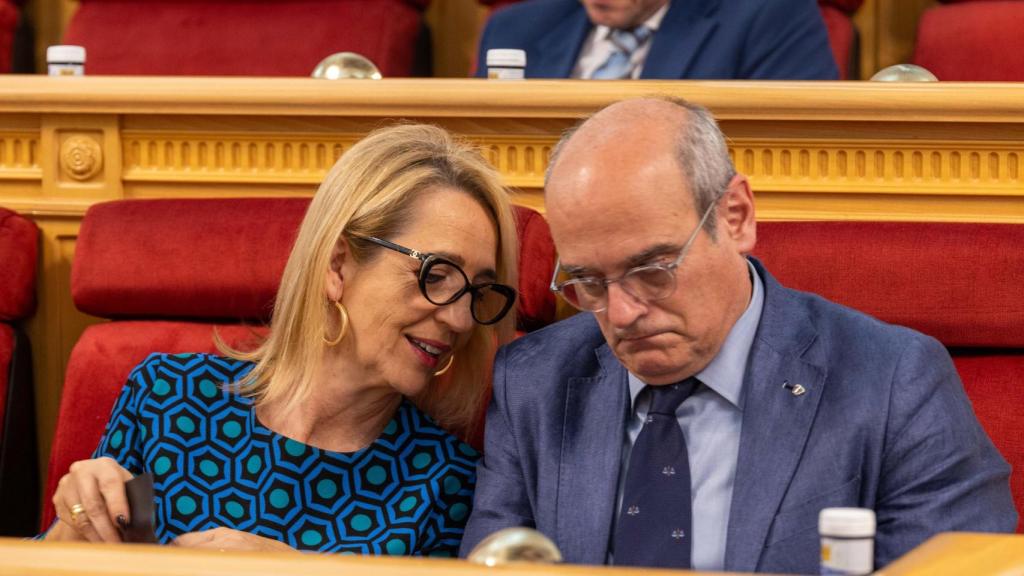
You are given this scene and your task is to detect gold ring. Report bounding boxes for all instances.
[69,503,87,524]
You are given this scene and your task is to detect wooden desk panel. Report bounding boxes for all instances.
[0,77,1022,490]
[0,538,733,576]
[877,533,1024,576]
[2,533,1022,575]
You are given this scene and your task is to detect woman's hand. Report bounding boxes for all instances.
[174,527,298,553]
[46,457,133,543]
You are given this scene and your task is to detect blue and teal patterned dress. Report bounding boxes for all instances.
[93,353,479,556]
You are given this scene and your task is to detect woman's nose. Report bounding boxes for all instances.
[437,292,476,333]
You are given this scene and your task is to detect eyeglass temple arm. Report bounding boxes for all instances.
[672,195,720,265]
[357,235,424,260]
[549,258,562,293]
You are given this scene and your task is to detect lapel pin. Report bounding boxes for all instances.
[782,381,807,397]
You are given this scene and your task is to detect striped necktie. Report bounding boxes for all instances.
[591,26,652,79]
[613,378,699,568]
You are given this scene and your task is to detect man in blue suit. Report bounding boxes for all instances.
[460,98,1016,573]
[475,0,838,80]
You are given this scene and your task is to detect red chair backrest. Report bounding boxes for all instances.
[0,206,37,424]
[42,197,554,529]
[0,206,39,535]
[0,207,37,324]
[0,0,17,73]
[754,221,1024,532]
[912,0,1024,81]
[63,0,430,76]
[818,4,856,79]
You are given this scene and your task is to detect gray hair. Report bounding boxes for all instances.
[546,97,736,236]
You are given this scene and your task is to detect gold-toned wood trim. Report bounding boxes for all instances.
[111,132,1024,203]
[121,133,355,184]
[4,77,1024,123]
[0,131,42,180]
[734,140,1024,196]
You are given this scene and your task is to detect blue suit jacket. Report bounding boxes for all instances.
[461,260,1016,573]
[475,0,839,80]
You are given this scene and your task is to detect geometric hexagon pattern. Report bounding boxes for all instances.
[93,353,479,556]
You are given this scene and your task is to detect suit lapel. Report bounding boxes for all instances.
[535,6,592,77]
[556,343,628,564]
[725,262,827,572]
[641,0,720,79]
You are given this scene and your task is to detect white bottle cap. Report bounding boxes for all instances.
[47,45,86,64]
[486,49,526,68]
[819,508,876,538]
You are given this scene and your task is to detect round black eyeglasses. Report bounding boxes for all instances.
[355,235,517,325]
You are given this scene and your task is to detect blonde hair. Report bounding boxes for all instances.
[222,124,518,438]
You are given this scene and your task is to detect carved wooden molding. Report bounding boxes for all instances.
[59,134,103,181]
[116,133,1024,199]
[0,131,42,179]
[731,141,1024,196]
[476,137,554,188]
[122,134,357,183]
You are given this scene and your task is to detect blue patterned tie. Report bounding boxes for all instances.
[591,26,652,79]
[613,378,699,568]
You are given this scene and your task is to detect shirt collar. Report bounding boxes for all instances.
[595,2,670,43]
[628,258,764,411]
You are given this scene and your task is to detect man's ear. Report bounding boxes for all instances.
[719,174,756,254]
[325,237,348,302]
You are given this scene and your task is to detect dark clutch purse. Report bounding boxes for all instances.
[122,473,158,544]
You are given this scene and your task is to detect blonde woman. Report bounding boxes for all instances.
[44,124,518,556]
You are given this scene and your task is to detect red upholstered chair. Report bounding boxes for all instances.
[818,0,862,80]
[912,0,1024,81]
[754,221,1024,533]
[62,0,433,77]
[0,0,18,73]
[477,0,861,79]
[0,206,39,536]
[41,197,555,529]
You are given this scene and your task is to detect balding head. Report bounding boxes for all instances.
[547,97,735,236]
[557,98,686,156]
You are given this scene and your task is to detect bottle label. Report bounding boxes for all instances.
[487,67,525,80]
[820,536,873,575]
[48,64,85,76]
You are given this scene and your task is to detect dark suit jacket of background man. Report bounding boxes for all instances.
[475,0,839,80]
[460,259,1016,574]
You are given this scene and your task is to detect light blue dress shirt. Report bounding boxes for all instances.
[614,261,764,571]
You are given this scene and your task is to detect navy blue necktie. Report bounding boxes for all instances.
[613,378,699,568]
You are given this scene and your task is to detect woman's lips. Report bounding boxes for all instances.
[406,336,451,370]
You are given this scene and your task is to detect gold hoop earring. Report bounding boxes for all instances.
[323,300,349,346]
[433,354,455,376]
